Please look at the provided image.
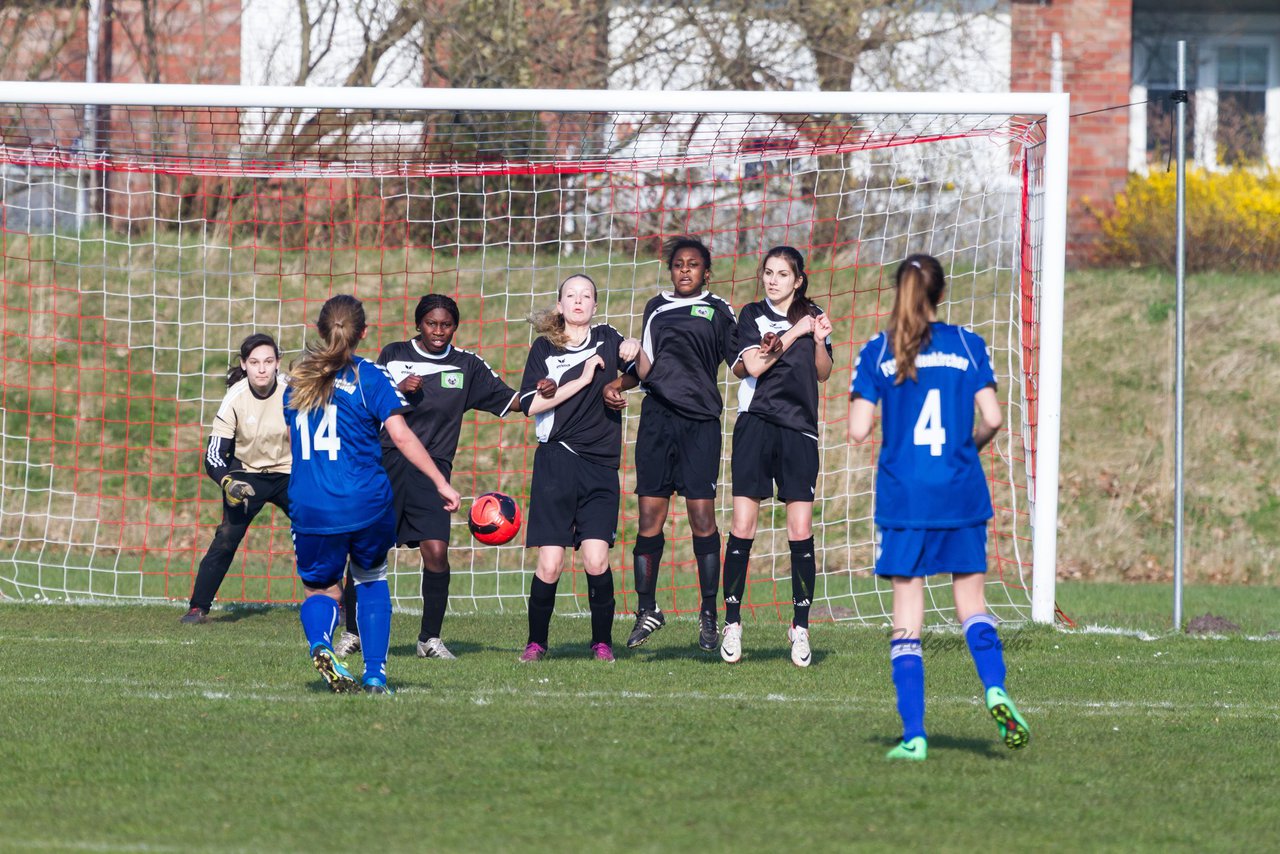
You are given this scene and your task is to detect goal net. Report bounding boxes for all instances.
[0,85,1066,625]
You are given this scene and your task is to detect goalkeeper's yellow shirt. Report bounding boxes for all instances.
[210,376,292,474]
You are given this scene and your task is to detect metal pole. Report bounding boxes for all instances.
[1173,41,1187,630]
[80,0,102,230]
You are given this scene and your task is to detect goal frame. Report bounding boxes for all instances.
[0,82,1068,624]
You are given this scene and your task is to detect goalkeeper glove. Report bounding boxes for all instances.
[220,475,256,507]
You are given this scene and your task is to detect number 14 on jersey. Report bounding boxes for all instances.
[297,405,341,460]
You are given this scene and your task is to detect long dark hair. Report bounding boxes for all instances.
[761,245,817,324]
[889,254,946,385]
[226,333,279,388]
[288,295,366,412]
[529,274,597,349]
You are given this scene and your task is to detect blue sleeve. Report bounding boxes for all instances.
[964,329,997,392]
[360,359,411,422]
[850,335,884,404]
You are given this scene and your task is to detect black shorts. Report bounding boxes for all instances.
[383,451,453,547]
[229,470,291,519]
[526,442,620,548]
[634,395,722,500]
[731,412,820,502]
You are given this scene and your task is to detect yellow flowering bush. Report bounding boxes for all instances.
[1090,168,1280,272]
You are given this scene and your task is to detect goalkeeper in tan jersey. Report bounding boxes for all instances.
[181,334,292,623]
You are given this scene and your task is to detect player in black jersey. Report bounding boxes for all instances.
[721,246,833,667]
[516,274,643,662]
[603,236,737,652]
[334,294,531,661]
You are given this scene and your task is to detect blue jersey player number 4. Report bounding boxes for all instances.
[848,254,1030,762]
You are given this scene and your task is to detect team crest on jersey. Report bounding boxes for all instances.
[441,372,465,389]
[690,305,713,320]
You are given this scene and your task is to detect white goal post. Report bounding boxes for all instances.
[0,82,1067,625]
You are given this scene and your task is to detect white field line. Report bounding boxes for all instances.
[7,841,190,852]
[7,675,1280,717]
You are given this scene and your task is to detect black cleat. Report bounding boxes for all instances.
[179,607,208,625]
[698,612,719,651]
[626,609,666,648]
[311,646,360,694]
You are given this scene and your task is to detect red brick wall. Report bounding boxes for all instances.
[1012,0,1132,264]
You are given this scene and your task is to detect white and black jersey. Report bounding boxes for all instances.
[635,291,737,421]
[735,301,833,438]
[519,324,627,468]
[377,340,515,466]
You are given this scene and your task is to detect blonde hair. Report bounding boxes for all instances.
[288,294,366,412]
[529,274,596,349]
[889,254,946,385]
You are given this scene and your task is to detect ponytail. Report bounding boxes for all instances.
[889,254,946,384]
[288,295,366,412]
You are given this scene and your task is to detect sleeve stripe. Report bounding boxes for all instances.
[205,435,223,470]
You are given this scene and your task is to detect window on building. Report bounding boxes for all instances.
[1216,45,1268,164]
[1140,42,1196,163]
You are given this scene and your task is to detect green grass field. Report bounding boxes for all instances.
[4,582,1277,852]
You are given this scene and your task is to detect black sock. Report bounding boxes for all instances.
[790,537,816,628]
[419,567,450,642]
[586,570,615,646]
[632,533,664,612]
[341,571,357,634]
[693,532,721,616]
[723,534,753,624]
[527,576,558,647]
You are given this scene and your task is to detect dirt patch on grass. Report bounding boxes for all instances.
[1185,613,1242,635]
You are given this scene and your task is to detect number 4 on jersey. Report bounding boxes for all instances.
[297,404,341,461]
[913,388,946,456]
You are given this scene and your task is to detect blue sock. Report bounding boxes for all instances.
[300,596,340,654]
[890,638,926,742]
[355,578,392,684]
[963,614,1006,691]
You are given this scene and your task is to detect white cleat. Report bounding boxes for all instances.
[417,637,457,660]
[720,622,743,663]
[788,624,812,668]
[333,631,361,657]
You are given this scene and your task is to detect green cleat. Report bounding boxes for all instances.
[986,686,1030,749]
[886,736,927,761]
[311,645,360,694]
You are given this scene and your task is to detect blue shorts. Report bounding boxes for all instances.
[874,524,988,578]
[293,504,397,588]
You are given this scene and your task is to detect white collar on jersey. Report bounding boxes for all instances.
[659,290,718,304]
[411,339,453,359]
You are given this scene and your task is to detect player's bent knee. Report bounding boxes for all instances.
[349,561,388,585]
